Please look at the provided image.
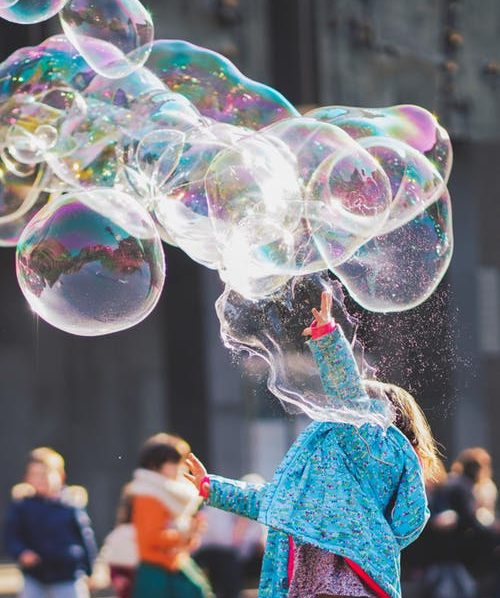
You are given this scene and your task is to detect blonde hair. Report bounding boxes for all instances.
[364,381,441,481]
[28,447,65,475]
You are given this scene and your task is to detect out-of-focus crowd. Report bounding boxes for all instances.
[3,434,265,598]
[403,448,500,598]
[4,435,500,598]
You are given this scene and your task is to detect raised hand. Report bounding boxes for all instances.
[184,453,209,497]
[302,290,333,337]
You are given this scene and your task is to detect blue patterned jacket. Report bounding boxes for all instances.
[208,327,429,598]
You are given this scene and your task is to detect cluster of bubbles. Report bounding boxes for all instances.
[0,0,453,345]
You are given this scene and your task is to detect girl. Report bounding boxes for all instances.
[130,434,212,598]
[186,291,439,598]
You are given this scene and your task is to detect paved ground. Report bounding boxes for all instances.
[0,563,259,598]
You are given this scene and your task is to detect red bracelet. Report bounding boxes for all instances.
[311,320,336,340]
[199,476,210,499]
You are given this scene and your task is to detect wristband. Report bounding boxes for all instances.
[311,320,336,340]
[199,476,210,499]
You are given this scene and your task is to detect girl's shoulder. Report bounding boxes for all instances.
[346,423,420,468]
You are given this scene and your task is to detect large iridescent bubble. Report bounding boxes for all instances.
[0,20,453,341]
[16,189,165,336]
[333,191,453,312]
[60,0,154,79]
[146,40,299,129]
[0,0,69,24]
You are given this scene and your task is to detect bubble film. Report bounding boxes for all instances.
[60,0,154,79]
[0,4,453,345]
[306,104,453,181]
[0,0,68,24]
[0,162,50,246]
[217,274,391,426]
[16,189,165,336]
[333,191,453,312]
[146,40,299,129]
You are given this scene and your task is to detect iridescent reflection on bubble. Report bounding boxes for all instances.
[16,189,165,335]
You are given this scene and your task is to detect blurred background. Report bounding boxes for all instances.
[0,0,499,596]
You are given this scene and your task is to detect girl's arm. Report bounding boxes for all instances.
[185,453,267,521]
[207,475,267,521]
[388,457,429,548]
[303,291,367,409]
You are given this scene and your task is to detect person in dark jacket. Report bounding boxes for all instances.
[4,447,97,598]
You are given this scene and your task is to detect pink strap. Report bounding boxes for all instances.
[344,557,390,598]
[310,319,336,340]
[199,476,210,499]
[287,536,295,586]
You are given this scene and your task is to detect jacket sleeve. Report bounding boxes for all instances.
[74,508,98,576]
[388,457,430,549]
[3,502,28,560]
[207,476,268,521]
[306,326,370,411]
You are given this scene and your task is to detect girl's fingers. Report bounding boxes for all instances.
[312,307,321,322]
[302,327,312,336]
[321,291,331,318]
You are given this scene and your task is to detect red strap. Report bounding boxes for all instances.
[310,319,336,340]
[287,536,295,585]
[344,557,390,598]
[199,476,210,499]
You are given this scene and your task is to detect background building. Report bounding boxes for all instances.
[0,0,499,544]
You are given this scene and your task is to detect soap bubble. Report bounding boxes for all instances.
[7,124,58,164]
[0,161,49,246]
[153,123,245,268]
[16,189,165,335]
[0,0,68,24]
[306,104,453,181]
[0,36,94,102]
[206,134,301,239]
[60,0,154,79]
[333,191,453,312]
[45,97,125,189]
[136,129,185,190]
[146,40,299,129]
[0,27,453,339]
[360,137,446,234]
[306,144,392,268]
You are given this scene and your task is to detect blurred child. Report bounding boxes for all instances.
[130,434,212,598]
[102,433,192,598]
[4,447,96,598]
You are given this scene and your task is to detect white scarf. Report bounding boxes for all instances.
[128,468,201,531]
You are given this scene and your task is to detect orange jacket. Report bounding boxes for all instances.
[132,495,189,571]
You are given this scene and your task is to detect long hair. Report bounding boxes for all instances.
[364,380,441,481]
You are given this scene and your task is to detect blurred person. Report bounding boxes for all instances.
[446,448,498,573]
[195,473,267,598]
[129,434,212,598]
[4,447,96,598]
[102,434,191,598]
[450,447,498,527]
[418,448,500,598]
